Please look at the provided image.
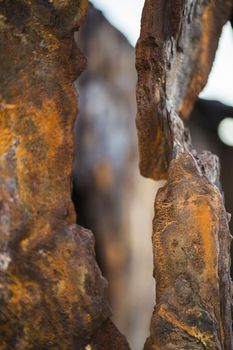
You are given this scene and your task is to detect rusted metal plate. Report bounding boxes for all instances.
[145,153,232,349]
[0,1,129,349]
[136,1,233,349]
[136,0,233,180]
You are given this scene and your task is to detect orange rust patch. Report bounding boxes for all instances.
[195,200,218,280]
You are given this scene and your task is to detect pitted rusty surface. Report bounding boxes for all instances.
[145,153,232,349]
[136,0,233,180]
[136,0,233,349]
[1,224,110,349]
[0,1,129,349]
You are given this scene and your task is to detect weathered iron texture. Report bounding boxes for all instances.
[0,1,129,349]
[136,0,233,180]
[136,1,233,349]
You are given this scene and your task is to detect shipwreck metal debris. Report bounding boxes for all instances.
[0,1,129,349]
[136,0,233,349]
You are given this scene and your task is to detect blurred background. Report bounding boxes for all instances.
[72,2,233,349]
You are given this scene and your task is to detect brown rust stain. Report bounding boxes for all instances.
[146,153,232,349]
[137,2,233,348]
[0,1,130,349]
[136,0,233,180]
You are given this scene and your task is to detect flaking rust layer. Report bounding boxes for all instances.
[136,0,233,349]
[0,1,129,349]
[136,0,233,180]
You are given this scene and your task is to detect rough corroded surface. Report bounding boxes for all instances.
[145,153,232,349]
[136,0,233,180]
[136,0,233,349]
[0,1,129,349]
[189,99,233,267]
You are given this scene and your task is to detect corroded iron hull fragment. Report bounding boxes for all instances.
[136,0,233,180]
[136,0,233,349]
[145,153,232,349]
[0,1,129,349]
